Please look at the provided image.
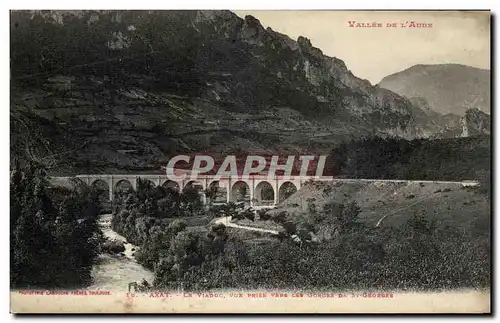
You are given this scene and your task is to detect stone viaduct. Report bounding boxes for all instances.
[50,170,333,207]
[49,169,479,208]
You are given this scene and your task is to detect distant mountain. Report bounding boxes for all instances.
[10,10,464,174]
[379,64,490,115]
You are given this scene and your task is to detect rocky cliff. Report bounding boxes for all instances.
[461,108,490,137]
[10,10,454,174]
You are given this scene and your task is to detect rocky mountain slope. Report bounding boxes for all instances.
[10,10,470,174]
[379,64,490,115]
[461,108,490,137]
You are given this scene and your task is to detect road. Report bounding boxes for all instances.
[214,216,279,235]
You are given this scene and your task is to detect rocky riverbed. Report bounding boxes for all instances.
[85,214,154,292]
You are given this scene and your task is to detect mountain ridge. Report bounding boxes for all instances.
[10,10,481,174]
[379,63,490,115]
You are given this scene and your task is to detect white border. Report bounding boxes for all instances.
[2,1,497,321]
[5,0,498,10]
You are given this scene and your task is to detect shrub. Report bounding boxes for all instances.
[271,211,288,224]
[258,209,271,221]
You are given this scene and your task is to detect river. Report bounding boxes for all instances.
[85,214,266,292]
[85,214,154,291]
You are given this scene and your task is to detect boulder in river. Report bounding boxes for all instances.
[102,239,126,254]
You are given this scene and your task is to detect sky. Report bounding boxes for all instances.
[233,11,490,84]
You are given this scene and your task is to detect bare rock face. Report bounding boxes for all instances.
[461,108,491,137]
[297,36,324,59]
[240,15,266,45]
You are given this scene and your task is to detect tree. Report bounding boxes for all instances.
[237,185,248,201]
[204,185,218,205]
[325,201,361,236]
[11,162,102,288]
[181,186,203,215]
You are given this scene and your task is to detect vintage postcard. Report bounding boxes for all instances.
[10,10,491,313]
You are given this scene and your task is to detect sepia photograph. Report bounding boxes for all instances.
[9,9,491,313]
